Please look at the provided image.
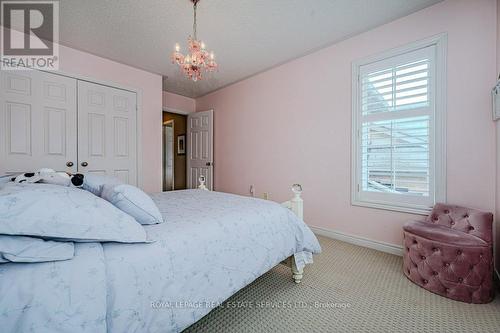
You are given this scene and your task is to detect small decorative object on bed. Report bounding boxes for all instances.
[11,168,85,187]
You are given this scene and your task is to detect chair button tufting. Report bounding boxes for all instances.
[457,250,462,255]
[479,254,483,258]
[468,226,474,231]
[445,288,450,293]
[422,279,428,284]
[421,256,426,260]
[432,247,439,252]
[464,214,469,218]
[458,277,463,283]
[432,271,438,276]
[413,240,417,244]
[406,247,410,252]
[444,262,450,267]
[444,210,450,214]
[450,221,455,225]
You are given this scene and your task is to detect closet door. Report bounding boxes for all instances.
[0,70,77,175]
[77,81,137,185]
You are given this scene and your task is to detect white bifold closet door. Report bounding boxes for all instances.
[0,70,138,186]
[77,81,137,185]
[0,70,78,174]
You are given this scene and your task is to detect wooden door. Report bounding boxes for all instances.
[77,81,137,185]
[0,70,77,175]
[187,110,213,190]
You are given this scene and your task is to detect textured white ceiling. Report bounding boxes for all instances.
[59,0,442,98]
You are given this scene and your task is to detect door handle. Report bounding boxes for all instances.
[66,161,74,167]
[206,162,212,166]
[81,162,88,167]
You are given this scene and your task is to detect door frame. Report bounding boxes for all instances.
[162,119,175,191]
[38,68,143,188]
[162,107,195,191]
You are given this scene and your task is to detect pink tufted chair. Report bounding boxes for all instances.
[403,203,494,303]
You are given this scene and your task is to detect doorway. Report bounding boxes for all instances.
[162,112,187,191]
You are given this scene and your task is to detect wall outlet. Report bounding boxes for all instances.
[249,185,255,197]
[263,192,269,200]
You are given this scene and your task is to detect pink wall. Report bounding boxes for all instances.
[163,91,196,113]
[196,0,498,248]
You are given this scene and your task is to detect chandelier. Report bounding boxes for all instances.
[171,0,217,82]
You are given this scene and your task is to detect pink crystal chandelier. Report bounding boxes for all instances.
[171,0,217,82]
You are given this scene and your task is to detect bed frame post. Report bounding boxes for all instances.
[291,257,304,284]
[290,184,303,220]
[281,184,305,283]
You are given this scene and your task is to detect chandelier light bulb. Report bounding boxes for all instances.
[210,51,214,60]
[201,42,205,49]
[175,43,180,52]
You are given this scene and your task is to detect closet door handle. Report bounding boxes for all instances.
[81,162,88,167]
[66,161,74,167]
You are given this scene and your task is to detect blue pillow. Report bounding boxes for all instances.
[101,184,164,225]
[0,235,74,263]
[82,173,123,196]
[0,183,149,243]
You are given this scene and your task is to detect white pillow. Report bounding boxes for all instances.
[0,235,74,263]
[0,183,149,243]
[82,173,123,196]
[101,184,164,225]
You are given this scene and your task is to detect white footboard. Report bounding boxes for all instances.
[197,177,305,283]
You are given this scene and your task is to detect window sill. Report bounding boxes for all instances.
[351,199,432,216]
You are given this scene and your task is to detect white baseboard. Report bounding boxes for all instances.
[310,226,403,256]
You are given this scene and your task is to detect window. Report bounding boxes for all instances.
[352,35,446,214]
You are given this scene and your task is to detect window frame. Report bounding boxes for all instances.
[351,34,447,215]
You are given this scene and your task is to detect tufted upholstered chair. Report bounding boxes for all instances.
[402,203,494,303]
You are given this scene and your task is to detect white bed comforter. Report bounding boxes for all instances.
[0,190,321,333]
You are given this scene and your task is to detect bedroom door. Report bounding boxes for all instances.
[0,70,78,175]
[187,110,213,190]
[77,81,138,185]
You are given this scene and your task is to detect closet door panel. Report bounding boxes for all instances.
[77,81,137,185]
[0,70,77,175]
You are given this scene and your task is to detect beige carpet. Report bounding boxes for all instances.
[184,236,500,333]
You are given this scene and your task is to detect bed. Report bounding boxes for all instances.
[0,181,321,333]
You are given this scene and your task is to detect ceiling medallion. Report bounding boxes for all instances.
[171,0,217,82]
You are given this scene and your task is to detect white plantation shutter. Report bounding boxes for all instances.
[361,58,430,115]
[352,38,446,214]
